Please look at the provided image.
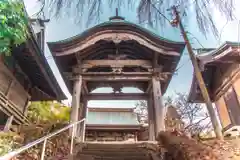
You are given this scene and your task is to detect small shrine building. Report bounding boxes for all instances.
[48,14,185,141]
[189,41,240,132]
[85,107,141,141]
[0,19,66,128]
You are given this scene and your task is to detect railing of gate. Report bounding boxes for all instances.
[0,118,86,160]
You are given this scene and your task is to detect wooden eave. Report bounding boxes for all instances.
[12,24,66,100]
[48,21,185,54]
[188,42,240,103]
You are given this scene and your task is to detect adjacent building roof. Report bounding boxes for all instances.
[11,22,66,100]
[188,41,240,102]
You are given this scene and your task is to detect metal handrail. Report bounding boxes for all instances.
[0,118,86,160]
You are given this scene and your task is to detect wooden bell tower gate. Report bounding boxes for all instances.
[48,15,185,141]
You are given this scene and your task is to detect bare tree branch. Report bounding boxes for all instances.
[135,93,211,136]
[38,0,235,37]
[135,100,148,124]
[165,93,212,135]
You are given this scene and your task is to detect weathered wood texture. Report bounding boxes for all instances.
[0,89,29,124]
[0,61,29,113]
[152,77,165,136]
[147,93,156,141]
[224,87,240,125]
[209,61,240,130]
[78,60,152,69]
[51,32,181,56]
[213,63,240,100]
[78,99,87,141]
[70,76,82,137]
[8,81,29,112]
[215,75,240,129]
[233,78,240,104]
[82,75,151,81]
[138,128,149,141]
[3,115,14,131]
[215,97,231,128]
[86,93,148,100]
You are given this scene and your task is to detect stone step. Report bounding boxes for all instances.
[80,151,149,157]
[80,141,158,150]
[74,142,159,160]
[92,155,152,160]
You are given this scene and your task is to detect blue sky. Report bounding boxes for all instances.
[23,0,240,108]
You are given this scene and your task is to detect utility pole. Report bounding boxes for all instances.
[170,6,223,139]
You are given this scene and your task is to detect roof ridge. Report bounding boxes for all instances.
[48,20,185,45]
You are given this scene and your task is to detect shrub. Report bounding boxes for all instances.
[0,0,28,55]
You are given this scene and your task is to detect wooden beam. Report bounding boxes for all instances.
[64,72,171,81]
[82,75,151,81]
[86,93,148,100]
[81,72,152,75]
[79,60,152,69]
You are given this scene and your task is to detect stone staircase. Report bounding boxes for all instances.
[73,141,160,160]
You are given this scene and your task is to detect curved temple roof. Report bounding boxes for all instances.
[12,23,66,100]
[48,20,185,56]
[48,18,185,94]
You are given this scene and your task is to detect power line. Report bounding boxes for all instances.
[175,58,191,73]
[218,20,229,45]
[186,32,205,48]
[149,1,172,24]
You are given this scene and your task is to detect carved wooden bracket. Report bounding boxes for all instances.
[113,33,121,44]
[112,83,123,93]
[112,67,123,73]
[152,72,170,81]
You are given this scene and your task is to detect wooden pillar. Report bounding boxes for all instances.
[152,76,165,136]
[79,98,87,141]
[94,131,97,141]
[135,132,138,141]
[4,116,14,132]
[147,92,156,141]
[70,75,82,137]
